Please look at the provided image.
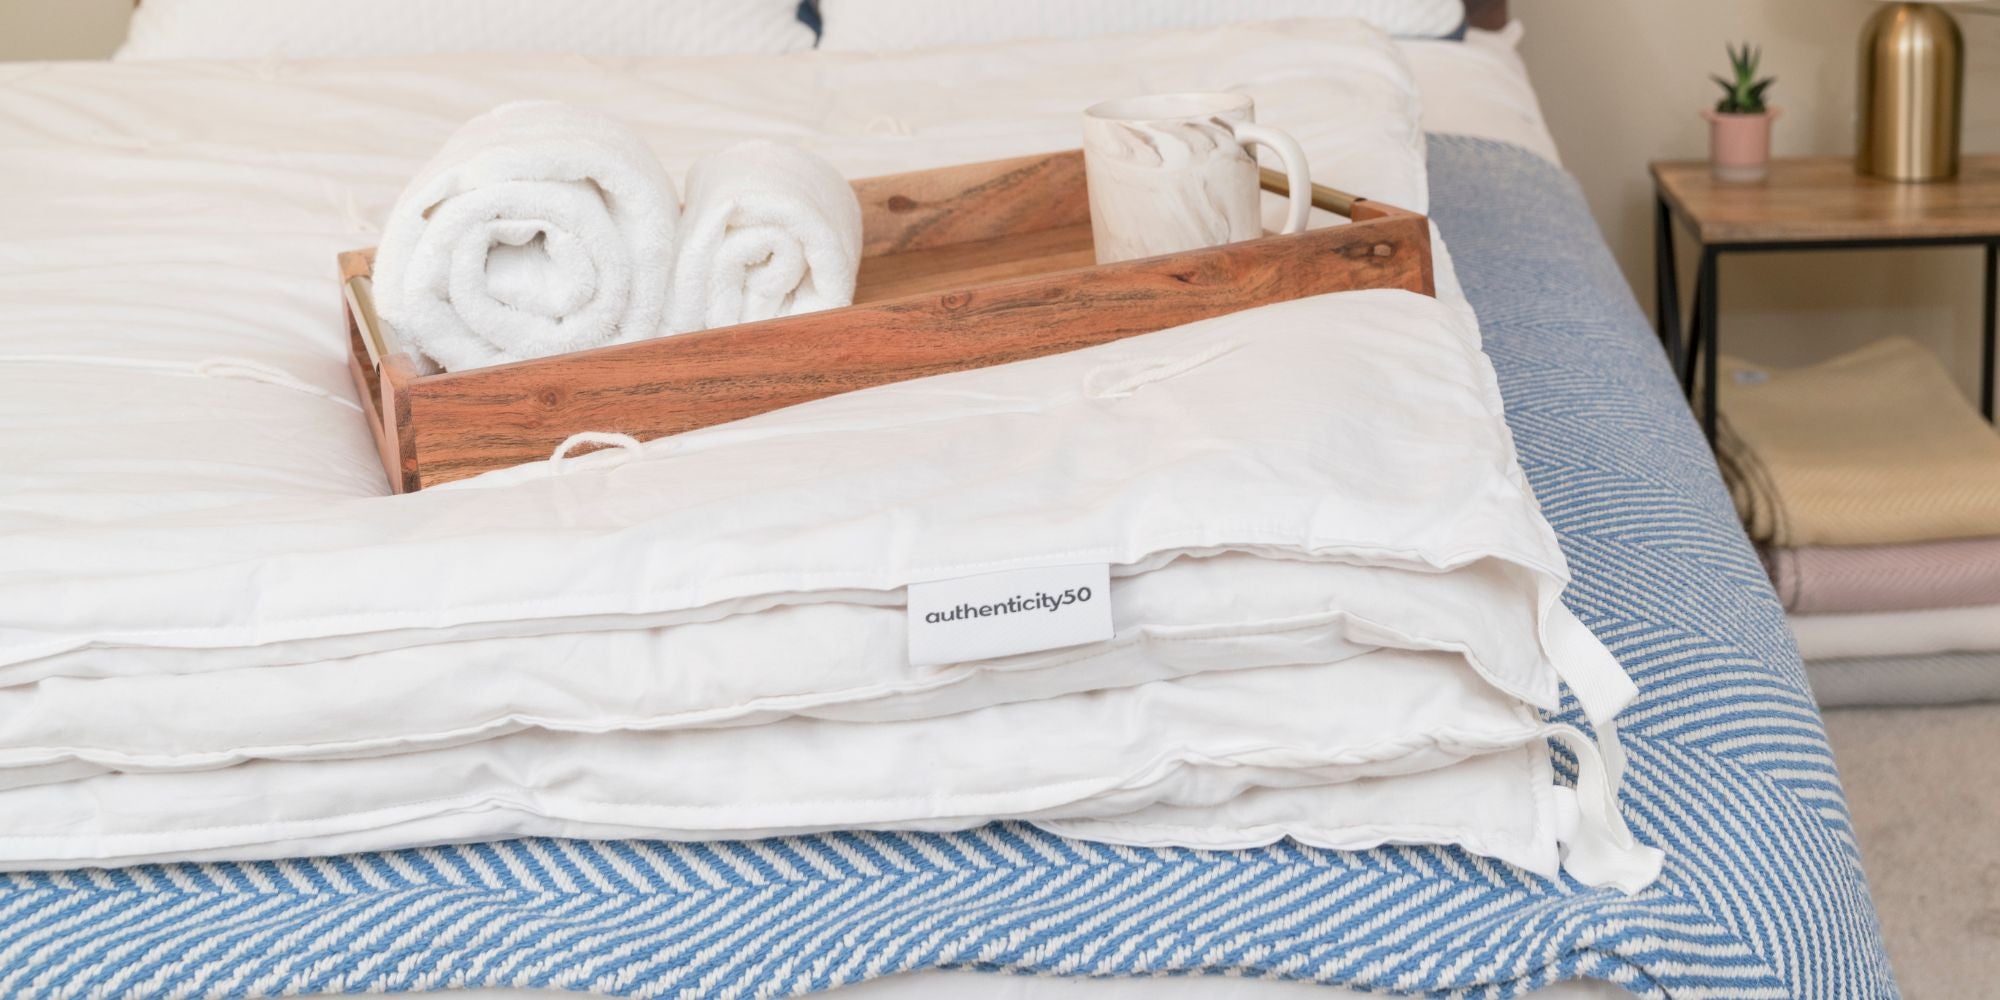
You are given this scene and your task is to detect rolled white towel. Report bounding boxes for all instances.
[669,139,863,334]
[374,101,678,371]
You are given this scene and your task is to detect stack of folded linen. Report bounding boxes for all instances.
[0,290,1660,893]
[1718,337,2000,707]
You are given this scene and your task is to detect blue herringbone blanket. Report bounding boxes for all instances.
[0,137,1896,999]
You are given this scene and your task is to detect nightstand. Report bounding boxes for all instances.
[1652,156,2000,442]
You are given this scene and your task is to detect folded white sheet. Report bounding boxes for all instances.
[1790,604,2000,661]
[373,101,680,371]
[670,140,863,334]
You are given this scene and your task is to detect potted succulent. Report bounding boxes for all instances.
[1704,43,1778,183]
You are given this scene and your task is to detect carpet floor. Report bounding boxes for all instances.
[1823,702,2000,998]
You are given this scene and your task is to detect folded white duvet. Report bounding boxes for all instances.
[0,652,1655,889]
[0,290,1653,893]
[2,653,1538,865]
[0,294,1632,726]
[0,20,1661,892]
[0,554,1567,775]
[1046,726,1660,895]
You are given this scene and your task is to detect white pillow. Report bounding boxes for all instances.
[816,0,1466,52]
[117,0,817,60]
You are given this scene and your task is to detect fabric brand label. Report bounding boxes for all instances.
[906,563,1113,667]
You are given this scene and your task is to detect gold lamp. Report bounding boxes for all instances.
[1857,1,1976,181]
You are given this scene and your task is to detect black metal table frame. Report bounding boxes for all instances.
[1654,193,2000,442]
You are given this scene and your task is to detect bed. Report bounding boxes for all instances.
[0,5,1895,998]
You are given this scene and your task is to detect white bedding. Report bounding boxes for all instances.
[0,18,1608,1000]
[0,293,1647,884]
[0,19,1433,523]
[814,0,1468,51]
[118,0,819,59]
[0,651,1552,869]
[1403,23,1561,165]
[0,19,1559,529]
[859,38,1580,1000]
[1,549,1566,772]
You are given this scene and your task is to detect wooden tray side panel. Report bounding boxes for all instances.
[340,248,423,493]
[1350,201,1437,296]
[401,211,1432,487]
[380,354,422,494]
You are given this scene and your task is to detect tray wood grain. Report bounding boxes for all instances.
[343,149,1434,491]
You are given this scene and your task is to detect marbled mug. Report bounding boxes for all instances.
[1082,92,1312,265]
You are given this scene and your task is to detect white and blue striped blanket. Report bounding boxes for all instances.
[0,137,1896,999]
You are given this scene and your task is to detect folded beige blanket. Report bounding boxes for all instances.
[1764,537,2000,614]
[1718,337,2000,547]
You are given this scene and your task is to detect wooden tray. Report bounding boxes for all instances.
[342,149,1434,492]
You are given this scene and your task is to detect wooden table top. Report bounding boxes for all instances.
[1652,156,2000,245]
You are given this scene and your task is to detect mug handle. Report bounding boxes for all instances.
[1229,121,1312,235]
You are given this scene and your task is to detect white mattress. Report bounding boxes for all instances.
[433,24,1585,1000]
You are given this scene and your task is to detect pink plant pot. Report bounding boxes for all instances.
[1703,109,1778,183]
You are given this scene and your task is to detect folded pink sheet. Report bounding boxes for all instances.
[1765,537,2000,614]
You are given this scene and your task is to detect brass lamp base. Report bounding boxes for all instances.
[1858,1,1965,182]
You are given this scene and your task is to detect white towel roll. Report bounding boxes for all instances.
[668,139,863,334]
[374,101,679,371]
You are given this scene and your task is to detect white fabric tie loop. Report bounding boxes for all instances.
[1545,723,1663,894]
[1543,609,1639,731]
[548,431,646,471]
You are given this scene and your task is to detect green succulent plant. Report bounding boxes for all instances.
[1712,43,1776,115]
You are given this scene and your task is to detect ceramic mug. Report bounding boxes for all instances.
[1082,92,1312,265]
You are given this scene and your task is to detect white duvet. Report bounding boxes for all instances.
[0,294,1623,767]
[0,298,1654,886]
[0,18,1435,520]
[0,21,1654,890]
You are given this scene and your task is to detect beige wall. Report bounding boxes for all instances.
[1515,0,2000,395]
[0,0,130,61]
